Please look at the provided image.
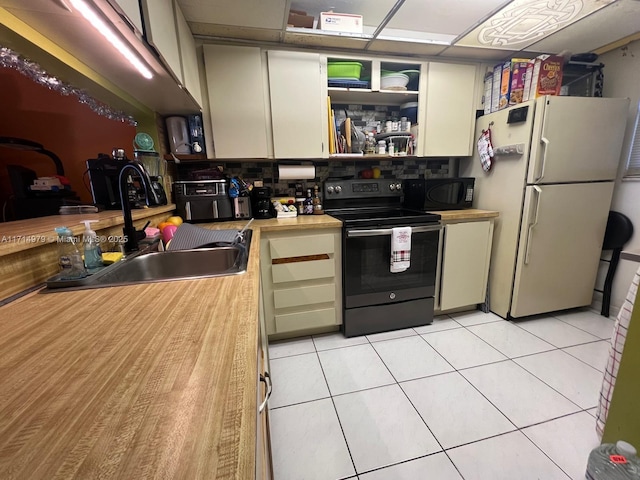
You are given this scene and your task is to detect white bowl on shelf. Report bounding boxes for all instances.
[380,73,409,90]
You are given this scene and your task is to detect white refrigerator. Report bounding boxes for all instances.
[461,95,629,319]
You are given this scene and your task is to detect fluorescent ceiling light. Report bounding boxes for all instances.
[69,0,153,79]
[455,0,619,49]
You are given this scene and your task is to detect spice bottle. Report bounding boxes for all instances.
[313,185,324,215]
[304,189,314,215]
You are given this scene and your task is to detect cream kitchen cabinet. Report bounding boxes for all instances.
[260,228,342,337]
[174,2,203,107]
[140,0,182,80]
[267,51,328,158]
[438,219,493,311]
[422,62,478,157]
[256,282,273,479]
[203,45,270,158]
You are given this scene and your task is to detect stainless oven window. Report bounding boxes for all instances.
[344,226,440,308]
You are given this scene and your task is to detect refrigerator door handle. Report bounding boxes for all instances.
[535,137,550,183]
[524,186,542,265]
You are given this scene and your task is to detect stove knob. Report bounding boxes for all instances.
[335,186,342,193]
[327,186,334,194]
[389,183,396,191]
[395,183,402,191]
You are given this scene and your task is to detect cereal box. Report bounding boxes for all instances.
[498,61,511,110]
[490,64,502,113]
[509,59,530,105]
[483,73,493,115]
[527,55,564,99]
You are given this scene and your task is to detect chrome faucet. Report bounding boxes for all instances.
[119,161,157,252]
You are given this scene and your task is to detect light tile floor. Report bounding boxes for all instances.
[267,308,613,480]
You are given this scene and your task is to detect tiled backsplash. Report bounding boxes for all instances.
[175,158,455,197]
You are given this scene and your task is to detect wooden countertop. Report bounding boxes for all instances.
[432,209,499,221]
[0,205,176,257]
[0,215,341,479]
[0,210,494,478]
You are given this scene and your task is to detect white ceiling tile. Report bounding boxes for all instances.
[456,0,619,49]
[527,0,640,54]
[386,0,510,36]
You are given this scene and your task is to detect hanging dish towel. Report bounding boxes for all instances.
[477,128,494,172]
[390,226,411,273]
[595,264,639,439]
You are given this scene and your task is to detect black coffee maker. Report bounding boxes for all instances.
[251,186,273,219]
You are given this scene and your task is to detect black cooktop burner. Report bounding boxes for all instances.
[327,207,440,228]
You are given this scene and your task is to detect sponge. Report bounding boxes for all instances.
[101,252,124,265]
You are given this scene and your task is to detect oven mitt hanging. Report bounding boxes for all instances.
[477,129,494,172]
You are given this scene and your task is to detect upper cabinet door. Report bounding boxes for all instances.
[267,51,328,159]
[174,3,202,107]
[112,0,144,34]
[423,62,478,157]
[140,0,182,80]
[204,45,269,159]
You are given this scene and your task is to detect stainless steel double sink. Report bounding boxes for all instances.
[43,230,252,292]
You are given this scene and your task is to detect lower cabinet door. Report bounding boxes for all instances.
[440,221,492,311]
[275,308,336,333]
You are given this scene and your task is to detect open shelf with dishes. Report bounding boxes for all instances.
[326,55,423,158]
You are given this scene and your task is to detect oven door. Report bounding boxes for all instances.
[344,224,442,308]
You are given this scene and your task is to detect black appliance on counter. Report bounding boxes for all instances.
[403,177,475,211]
[251,186,273,219]
[1,137,81,220]
[173,180,234,222]
[87,154,166,209]
[324,179,442,337]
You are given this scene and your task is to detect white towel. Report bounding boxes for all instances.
[390,226,411,273]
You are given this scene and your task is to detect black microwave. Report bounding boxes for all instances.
[403,177,475,211]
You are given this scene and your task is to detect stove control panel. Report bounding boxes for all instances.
[324,179,403,199]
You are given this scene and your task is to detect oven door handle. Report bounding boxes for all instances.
[347,225,442,237]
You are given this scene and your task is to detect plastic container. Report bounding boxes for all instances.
[586,441,640,479]
[381,73,409,90]
[55,227,87,280]
[327,62,363,80]
[81,220,103,271]
[400,102,419,124]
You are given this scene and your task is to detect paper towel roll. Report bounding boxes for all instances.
[278,165,316,180]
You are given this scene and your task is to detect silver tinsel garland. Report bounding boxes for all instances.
[1,46,137,126]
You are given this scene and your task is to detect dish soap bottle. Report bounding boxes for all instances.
[81,220,103,272]
[55,227,87,279]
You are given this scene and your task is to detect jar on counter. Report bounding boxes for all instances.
[378,140,386,155]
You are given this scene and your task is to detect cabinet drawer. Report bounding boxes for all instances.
[273,284,335,309]
[272,259,335,284]
[275,308,336,333]
[269,234,334,259]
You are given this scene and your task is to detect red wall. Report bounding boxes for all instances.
[0,67,137,219]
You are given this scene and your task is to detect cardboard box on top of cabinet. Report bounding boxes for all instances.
[319,12,363,33]
[288,9,314,28]
[523,55,564,101]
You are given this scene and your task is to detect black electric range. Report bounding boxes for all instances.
[324,179,442,337]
